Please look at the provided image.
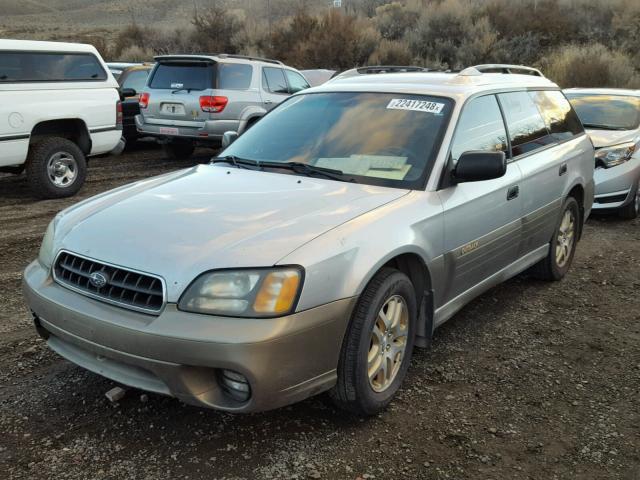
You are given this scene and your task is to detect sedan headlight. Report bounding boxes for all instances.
[179,268,303,317]
[595,142,636,168]
[38,218,59,268]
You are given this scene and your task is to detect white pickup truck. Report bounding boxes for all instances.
[0,40,124,198]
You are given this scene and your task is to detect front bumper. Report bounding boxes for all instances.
[23,260,355,412]
[592,156,640,210]
[135,115,240,143]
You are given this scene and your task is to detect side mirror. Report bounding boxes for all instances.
[120,88,137,99]
[452,151,506,182]
[221,131,239,149]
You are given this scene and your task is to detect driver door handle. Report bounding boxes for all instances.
[507,185,519,201]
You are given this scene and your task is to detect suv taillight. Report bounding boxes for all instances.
[139,92,150,109]
[200,96,228,113]
[116,101,123,130]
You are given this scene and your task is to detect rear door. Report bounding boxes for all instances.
[261,67,289,110]
[144,61,214,129]
[438,94,523,302]
[499,90,584,254]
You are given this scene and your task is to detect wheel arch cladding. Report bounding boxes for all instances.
[31,119,92,154]
[567,183,585,239]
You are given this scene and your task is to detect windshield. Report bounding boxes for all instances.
[221,92,453,189]
[566,94,640,130]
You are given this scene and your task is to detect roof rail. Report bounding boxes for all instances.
[216,54,283,65]
[470,64,544,77]
[355,65,428,74]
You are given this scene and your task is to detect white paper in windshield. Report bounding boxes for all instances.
[314,155,410,180]
[386,98,445,114]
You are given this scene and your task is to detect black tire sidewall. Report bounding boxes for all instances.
[352,270,417,414]
[550,197,580,279]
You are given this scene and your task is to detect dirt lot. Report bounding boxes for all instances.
[1,146,639,480]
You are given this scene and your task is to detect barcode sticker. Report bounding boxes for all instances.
[386,98,445,114]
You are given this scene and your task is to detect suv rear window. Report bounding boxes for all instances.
[217,63,253,90]
[0,52,107,83]
[150,62,212,91]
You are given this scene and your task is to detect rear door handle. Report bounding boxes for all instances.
[264,99,274,105]
[507,185,519,201]
[559,164,567,176]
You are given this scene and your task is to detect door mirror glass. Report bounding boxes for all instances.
[453,151,506,182]
[222,131,239,149]
[119,87,136,99]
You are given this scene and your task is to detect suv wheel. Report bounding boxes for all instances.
[331,267,417,415]
[530,196,580,281]
[162,140,195,160]
[26,137,87,199]
[618,182,639,220]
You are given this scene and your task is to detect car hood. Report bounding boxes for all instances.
[586,128,638,149]
[54,165,408,301]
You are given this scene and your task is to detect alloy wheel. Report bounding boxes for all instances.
[47,152,78,187]
[555,208,575,268]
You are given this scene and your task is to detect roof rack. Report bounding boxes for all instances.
[216,54,283,65]
[467,64,544,77]
[355,65,428,74]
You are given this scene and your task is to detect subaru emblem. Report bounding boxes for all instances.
[89,271,109,289]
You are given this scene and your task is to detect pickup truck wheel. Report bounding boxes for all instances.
[330,267,416,415]
[26,137,86,199]
[162,141,195,159]
[529,196,579,281]
[618,182,639,219]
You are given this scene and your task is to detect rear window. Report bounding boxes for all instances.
[262,67,289,94]
[150,62,212,91]
[498,91,552,157]
[530,90,584,141]
[217,63,253,90]
[0,51,107,83]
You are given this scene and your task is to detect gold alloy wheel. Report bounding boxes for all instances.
[555,208,575,268]
[368,295,409,393]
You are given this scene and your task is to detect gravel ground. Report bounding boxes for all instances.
[1,146,639,480]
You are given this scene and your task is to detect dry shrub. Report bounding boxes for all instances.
[368,39,413,65]
[118,45,155,62]
[540,43,640,88]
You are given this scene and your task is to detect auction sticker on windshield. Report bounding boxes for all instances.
[387,98,445,114]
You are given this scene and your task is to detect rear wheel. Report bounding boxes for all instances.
[530,196,580,281]
[618,182,639,219]
[162,140,195,159]
[330,267,417,415]
[26,136,86,199]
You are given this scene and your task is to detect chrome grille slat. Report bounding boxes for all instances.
[53,251,165,314]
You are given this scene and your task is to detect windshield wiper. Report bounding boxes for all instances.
[210,155,262,170]
[260,161,356,183]
[582,123,629,131]
[171,87,193,94]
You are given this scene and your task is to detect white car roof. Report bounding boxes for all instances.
[0,39,100,54]
[308,69,559,100]
[564,87,640,97]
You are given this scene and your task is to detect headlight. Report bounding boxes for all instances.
[595,142,636,168]
[38,218,58,268]
[178,267,303,317]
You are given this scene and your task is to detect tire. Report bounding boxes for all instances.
[25,136,87,199]
[162,140,195,160]
[330,267,417,415]
[530,196,580,281]
[618,182,639,220]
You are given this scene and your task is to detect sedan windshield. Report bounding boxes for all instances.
[221,92,453,189]
[566,94,640,130]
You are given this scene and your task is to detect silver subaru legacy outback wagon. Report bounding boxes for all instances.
[24,65,595,415]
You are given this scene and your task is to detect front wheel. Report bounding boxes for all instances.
[330,268,417,415]
[530,196,580,281]
[618,182,639,220]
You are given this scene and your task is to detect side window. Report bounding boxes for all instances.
[0,52,107,82]
[530,90,584,141]
[217,63,253,90]
[121,69,150,91]
[451,95,509,161]
[262,67,288,94]
[285,70,310,93]
[498,91,552,157]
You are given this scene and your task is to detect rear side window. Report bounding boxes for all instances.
[285,70,310,93]
[0,52,107,82]
[120,69,150,91]
[217,63,253,90]
[530,90,584,141]
[262,67,288,94]
[451,95,508,161]
[150,62,212,90]
[498,91,551,157]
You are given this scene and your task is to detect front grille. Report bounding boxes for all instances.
[53,251,165,314]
